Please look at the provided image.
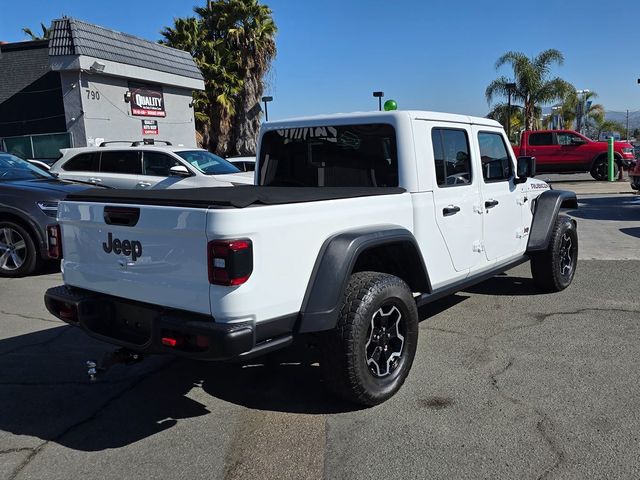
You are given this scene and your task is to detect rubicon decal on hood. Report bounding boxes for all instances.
[103,232,142,261]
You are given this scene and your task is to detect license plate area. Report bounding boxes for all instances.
[83,299,156,346]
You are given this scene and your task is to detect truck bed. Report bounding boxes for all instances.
[65,186,406,209]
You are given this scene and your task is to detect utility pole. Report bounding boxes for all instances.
[506,83,516,141]
[627,109,630,140]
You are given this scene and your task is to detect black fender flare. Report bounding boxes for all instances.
[526,190,577,252]
[297,226,430,333]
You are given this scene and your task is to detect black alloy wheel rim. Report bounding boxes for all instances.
[365,303,406,378]
[559,232,575,279]
[0,227,27,271]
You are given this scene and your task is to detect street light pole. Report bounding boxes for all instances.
[576,89,590,135]
[261,96,273,122]
[373,91,384,111]
[505,83,516,141]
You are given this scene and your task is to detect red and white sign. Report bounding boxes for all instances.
[129,83,166,117]
[142,119,159,135]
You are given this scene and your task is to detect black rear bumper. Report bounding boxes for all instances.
[44,286,293,360]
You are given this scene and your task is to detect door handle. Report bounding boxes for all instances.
[88,177,102,184]
[442,205,461,216]
[485,199,499,209]
[137,182,151,188]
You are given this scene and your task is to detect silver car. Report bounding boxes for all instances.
[50,142,253,189]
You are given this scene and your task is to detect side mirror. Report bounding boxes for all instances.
[169,165,191,177]
[515,156,536,183]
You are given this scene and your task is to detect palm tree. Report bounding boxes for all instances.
[556,90,604,132]
[22,22,50,40]
[487,104,523,143]
[162,1,277,156]
[197,0,277,155]
[486,49,574,131]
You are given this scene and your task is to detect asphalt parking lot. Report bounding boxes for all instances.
[0,187,639,479]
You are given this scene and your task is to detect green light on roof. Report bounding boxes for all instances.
[383,100,398,111]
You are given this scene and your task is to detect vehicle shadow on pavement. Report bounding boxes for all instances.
[620,227,640,239]
[462,275,543,296]
[0,326,358,452]
[568,196,640,221]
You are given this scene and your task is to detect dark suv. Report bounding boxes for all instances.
[0,153,90,277]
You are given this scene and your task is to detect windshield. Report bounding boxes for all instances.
[0,154,53,181]
[176,151,240,175]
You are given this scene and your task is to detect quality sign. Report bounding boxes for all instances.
[129,83,166,117]
[142,119,159,135]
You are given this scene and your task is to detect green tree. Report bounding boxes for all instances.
[22,22,50,40]
[593,119,626,140]
[557,90,604,132]
[162,0,277,156]
[486,49,573,131]
[486,104,523,143]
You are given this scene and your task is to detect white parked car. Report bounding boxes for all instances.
[50,142,253,189]
[226,156,256,172]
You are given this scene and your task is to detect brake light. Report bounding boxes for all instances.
[208,239,253,286]
[47,224,62,259]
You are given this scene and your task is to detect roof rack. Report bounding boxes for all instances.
[98,141,135,147]
[131,139,173,146]
[98,140,174,147]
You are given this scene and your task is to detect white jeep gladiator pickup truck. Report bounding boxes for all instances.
[45,111,578,405]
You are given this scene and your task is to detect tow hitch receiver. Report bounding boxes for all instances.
[86,348,144,381]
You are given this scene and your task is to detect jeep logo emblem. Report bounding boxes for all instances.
[103,232,142,261]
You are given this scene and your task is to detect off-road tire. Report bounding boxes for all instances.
[320,272,419,406]
[0,221,40,277]
[530,215,578,292]
[590,155,619,181]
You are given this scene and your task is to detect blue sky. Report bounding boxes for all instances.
[1,0,639,120]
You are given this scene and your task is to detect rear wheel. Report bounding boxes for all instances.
[0,222,39,277]
[320,272,419,406]
[590,155,619,181]
[530,215,578,292]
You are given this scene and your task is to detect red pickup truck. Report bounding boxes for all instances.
[512,130,636,181]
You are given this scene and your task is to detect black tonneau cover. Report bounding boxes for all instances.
[65,186,406,209]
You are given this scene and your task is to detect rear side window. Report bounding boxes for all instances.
[100,151,142,174]
[528,132,553,146]
[478,132,513,182]
[63,152,99,172]
[431,128,472,187]
[142,151,181,177]
[258,124,398,187]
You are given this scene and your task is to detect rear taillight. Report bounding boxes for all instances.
[208,239,253,286]
[47,224,62,259]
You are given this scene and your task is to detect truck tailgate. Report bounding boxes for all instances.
[59,201,211,315]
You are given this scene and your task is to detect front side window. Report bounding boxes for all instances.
[258,124,398,187]
[63,152,99,172]
[557,132,581,145]
[431,128,472,187]
[478,132,513,182]
[142,151,181,177]
[175,151,240,175]
[100,151,142,174]
[0,154,53,181]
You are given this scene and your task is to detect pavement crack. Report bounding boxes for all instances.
[0,447,34,455]
[0,309,62,324]
[490,358,563,480]
[422,326,484,340]
[8,359,175,480]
